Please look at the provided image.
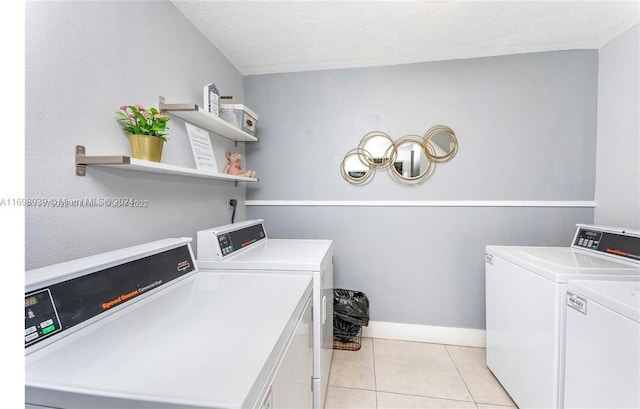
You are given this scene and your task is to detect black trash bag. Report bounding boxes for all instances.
[333,288,369,326]
[333,317,361,342]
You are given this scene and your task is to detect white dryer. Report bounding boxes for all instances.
[485,224,640,409]
[196,219,334,409]
[564,279,640,409]
[25,237,314,409]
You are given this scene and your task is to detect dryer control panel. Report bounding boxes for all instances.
[198,219,268,260]
[572,225,640,263]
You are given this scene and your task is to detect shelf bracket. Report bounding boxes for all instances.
[158,96,199,113]
[75,145,131,176]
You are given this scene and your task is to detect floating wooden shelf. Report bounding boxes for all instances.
[158,96,257,143]
[75,145,258,185]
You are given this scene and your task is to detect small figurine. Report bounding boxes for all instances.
[224,151,256,178]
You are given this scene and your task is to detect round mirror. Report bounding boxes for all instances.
[424,125,457,162]
[358,131,396,169]
[389,135,435,185]
[341,148,375,185]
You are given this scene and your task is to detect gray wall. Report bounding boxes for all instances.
[252,206,591,329]
[25,1,250,269]
[244,52,597,201]
[244,51,598,330]
[595,24,640,229]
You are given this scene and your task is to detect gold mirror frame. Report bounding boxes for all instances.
[357,131,397,169]
[341,125,457,186]
[424,125,458,162]
[340,148,376,185]
[389,135,436,185]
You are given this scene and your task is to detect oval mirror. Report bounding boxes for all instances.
[341,148,375,185]
[358,131,396,169]
[389,135,435,185]
[424,125,457,162]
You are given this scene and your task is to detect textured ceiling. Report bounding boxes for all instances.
[171,1,640,75]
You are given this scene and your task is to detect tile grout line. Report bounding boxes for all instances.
[374,388,486,405]
[327,385,376,392]
[444,344,477,407]
[371,338,379,409]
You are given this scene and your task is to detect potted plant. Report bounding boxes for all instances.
[116,104,170,162]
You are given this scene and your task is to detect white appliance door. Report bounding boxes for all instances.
[320,259,333,402]
[272,296,313,409]
[486,255,562,409]
[564,289,640,408]
[312,259,334,409]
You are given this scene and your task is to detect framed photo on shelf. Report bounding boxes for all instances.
[203,83,220,116]
[185,123,218,172]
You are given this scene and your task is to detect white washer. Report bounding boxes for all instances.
[25,237,314,409]
[485,224,640,409]
[564,279,640,409]
[196,219,333,409]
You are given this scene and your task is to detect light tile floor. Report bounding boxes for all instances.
[326,337,517,409]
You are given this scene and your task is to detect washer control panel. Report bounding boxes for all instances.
[216,222,267,258]
[25,244,196,349]
[573,226,640,263]
[574,229,603,250]
[25,289,62,346]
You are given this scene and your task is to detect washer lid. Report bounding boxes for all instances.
[568,279,640,323]
[198,239,333,271]
[26,272,312,409]
[486,246,640,283]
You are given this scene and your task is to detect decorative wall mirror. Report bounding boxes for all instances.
[357,131,397,169]
[389,135,435,185]
[424,125,457,162]
[341,125,457,186]
[341,148,375,185]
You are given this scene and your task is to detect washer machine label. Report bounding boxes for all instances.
[567,291,587,315]
[485,254,493,265]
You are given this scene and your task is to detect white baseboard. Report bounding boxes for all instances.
[361,321,486,348]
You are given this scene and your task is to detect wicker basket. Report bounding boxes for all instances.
[333,326,362,351]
